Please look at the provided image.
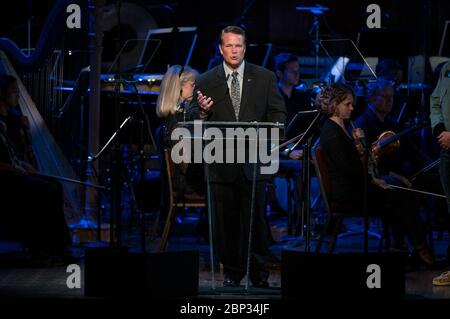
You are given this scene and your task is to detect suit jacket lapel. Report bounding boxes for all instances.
[239,63,254,121]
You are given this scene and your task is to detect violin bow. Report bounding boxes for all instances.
[408,159,441,182]
[36,172,107,191]
[387,184,447,199]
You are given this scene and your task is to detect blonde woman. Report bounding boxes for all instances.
[156,65,203,195]
[156,65,197,146]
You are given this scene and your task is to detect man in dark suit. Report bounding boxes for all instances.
[192,26,286,287]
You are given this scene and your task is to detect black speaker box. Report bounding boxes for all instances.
[84,248,199,298]
[281,251,406,299]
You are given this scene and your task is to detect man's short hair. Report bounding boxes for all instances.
[220,26,246,45]
[375,59,402,78]
[366,77,393,99]
[274,53,299,72]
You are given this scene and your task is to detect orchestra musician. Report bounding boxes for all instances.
[0,74,75,266]
[354,78,414,185]
[355,78,446,249]
[317,83,435,267]
[274,52,311,127]
[155,65,205,235]
[156,64,204,195]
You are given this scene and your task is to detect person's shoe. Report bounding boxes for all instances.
[432,271,450,286]
[411,245,436,269]
[417,248,435,265]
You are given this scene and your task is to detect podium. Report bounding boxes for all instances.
[175,120,284,291]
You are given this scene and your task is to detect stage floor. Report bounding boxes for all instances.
[1,216,449,300]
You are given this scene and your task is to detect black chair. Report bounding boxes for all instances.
[158,149,206,252]
[312,145,389,253]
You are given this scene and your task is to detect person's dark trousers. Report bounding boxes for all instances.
[211,175,270,284]
[440,150,450,216]
[441,150,450,259]
[369,182,427,248]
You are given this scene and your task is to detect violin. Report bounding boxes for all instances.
[371,130,400,161]
[370,122,427,161]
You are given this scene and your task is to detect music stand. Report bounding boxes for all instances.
[286,109,320,139]
[177,120,284,293]
[280,110,324,251]
[101,38,162,248]
[319,39,377,84]
[140,27,198,74]
[106,38,161,75]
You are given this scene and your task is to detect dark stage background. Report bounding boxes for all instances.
[1,0,449,73]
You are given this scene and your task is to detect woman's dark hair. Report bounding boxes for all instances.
[315,84,355,117]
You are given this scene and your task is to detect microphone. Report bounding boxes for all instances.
[176,100,188,112]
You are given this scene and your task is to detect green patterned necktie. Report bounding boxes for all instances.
[230,71,240,120]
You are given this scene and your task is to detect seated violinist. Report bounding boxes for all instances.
[0,74,74,266]
[354,78,419,182]
[317,83,435,267]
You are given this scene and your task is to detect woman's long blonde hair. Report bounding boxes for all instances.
[156,65,197,118]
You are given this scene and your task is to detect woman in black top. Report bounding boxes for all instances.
[317,84,435,266]
[156,65,204,195]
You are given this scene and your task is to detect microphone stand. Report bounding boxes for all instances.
[296,5,329,79]
[110,0,122,247]
[129,80,157,253]
[88,113,135,244]
[363,137,369,253]
[282,111,324,252]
